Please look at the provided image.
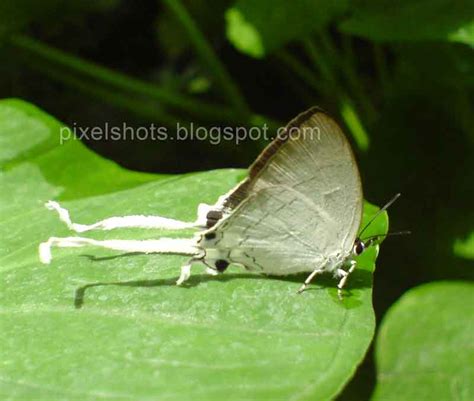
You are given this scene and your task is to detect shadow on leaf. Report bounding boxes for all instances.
[74,253,373,309]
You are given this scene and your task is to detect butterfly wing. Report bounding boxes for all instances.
[201,108,363,275]
[202,109,326,226]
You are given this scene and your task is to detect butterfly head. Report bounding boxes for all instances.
[352,238,366,256]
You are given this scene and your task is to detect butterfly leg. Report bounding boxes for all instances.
[175,258,199,285]
[176,258,218,285]
[337,260,357,299]
[297,268,325,294]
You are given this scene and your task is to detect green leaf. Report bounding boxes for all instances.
[372,282,474,401]
[226,8,265,58]
[225,0,348,58]
[340,0,474,46]
[0,99,156,200]
[454,232,474,260]
[449,20,474,47]
[0,99,387,401]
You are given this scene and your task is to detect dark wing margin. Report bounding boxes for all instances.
[221,106,325,210]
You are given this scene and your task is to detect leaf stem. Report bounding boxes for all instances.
[340,97,370,151]
[33,62,185,126]
[275,49,327,94]
[9,34,242,123]
[161,0,249,114]
[320,32,376,121]
[303,37,370,150]
[302,39,337,90]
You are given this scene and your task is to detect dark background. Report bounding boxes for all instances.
[1,1,473,399]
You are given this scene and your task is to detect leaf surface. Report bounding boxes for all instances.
[340,0,474,46]
[372,281,474,401]
[225,0,348,57]
[0,99,387,401]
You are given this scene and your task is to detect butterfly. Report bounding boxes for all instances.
[40,107,396,295]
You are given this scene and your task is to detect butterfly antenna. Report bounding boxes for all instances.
[362,230,411,245]
[359,193,401,238]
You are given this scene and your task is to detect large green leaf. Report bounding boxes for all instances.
[0,99,387,401]
[225,0,348,58]
[372,281,474,401]
[340,0,474,47]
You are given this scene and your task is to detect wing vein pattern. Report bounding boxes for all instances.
[203,108,363,275]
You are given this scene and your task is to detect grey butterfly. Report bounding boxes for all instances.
[40,107,380,295]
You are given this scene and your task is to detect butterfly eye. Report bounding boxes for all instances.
[354,241,365,255]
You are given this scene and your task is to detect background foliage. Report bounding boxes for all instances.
[1,0,473,400]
